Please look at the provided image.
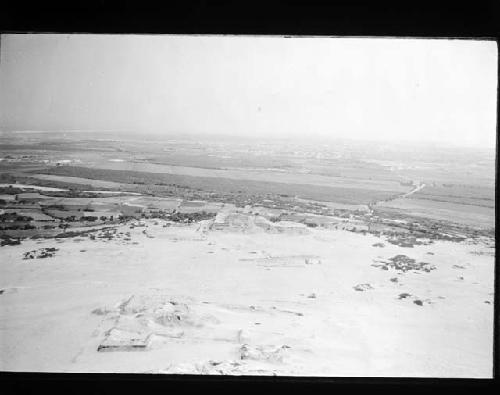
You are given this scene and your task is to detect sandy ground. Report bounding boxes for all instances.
[0,220,494,377]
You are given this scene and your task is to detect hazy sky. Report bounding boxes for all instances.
[0,34,497,147]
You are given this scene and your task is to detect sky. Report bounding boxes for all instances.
[0,34,497,148]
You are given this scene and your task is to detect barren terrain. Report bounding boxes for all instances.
[0,132,495,377]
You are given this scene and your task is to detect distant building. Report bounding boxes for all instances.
[211,212,230,230]
[211,211,252,231]
[272,221,309,235]
[254,215,273,231]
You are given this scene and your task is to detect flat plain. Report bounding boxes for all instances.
[0,132,495,377]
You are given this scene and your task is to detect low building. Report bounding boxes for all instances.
[272,221,309,235]
[211,211,229,230]
[254,215,273,231]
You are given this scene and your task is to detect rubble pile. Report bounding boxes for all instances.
[95,294,215,352]
[240,344,291,363]
[397,292,431,306]
[372,255,436,273]
[22,247,58,259]
[155,360,278,375]
[386,235,433,248]
[353,283,374,292]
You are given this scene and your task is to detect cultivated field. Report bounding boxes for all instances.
[376,198,495,229]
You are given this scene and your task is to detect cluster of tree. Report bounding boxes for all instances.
[0,223,36,230]
[119,215,136,222]
[55,230,88,238]
[0,186,24,195]
[0,212,34,222]
[55,214,115,223]
[166,211,216,223]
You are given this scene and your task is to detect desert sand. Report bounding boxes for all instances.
[0,219,494,377]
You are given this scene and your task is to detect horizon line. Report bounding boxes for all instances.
[0,129,496,150]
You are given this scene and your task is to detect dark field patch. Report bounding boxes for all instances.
[35,166,401,205]
[411,184,494,208]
